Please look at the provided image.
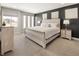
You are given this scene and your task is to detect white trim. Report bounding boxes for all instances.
[72,37,79,40]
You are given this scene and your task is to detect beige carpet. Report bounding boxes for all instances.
[4,33,79,56]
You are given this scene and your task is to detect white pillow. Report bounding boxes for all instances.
[53,23,60,28]
[41,23,59,28]
[41,23,47,27]
[47,23,58,28]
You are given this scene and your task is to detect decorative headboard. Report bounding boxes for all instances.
[42,19,60,24]
[41,19,60,28]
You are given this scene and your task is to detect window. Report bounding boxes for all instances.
[3,16,18,27]
[31,16,34,27]
[11,17,18,27]
[3,16,11,26]
[28,16,30,27]
[23,15,26,28]
[42,13,47,20]
[51,11,59,19]
[23,15,34,28]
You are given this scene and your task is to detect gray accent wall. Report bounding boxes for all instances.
[34,3,79,38]
[34,14,42,26]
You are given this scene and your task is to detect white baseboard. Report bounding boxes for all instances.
[72,37,79,40]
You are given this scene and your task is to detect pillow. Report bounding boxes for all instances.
[48,24,51,27]
[52,23,60,28]
[56,23,60,28]
[41,23,47,27]
[41,23,60,28]
[47,23,60,28]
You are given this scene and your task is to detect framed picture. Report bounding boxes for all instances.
[65,8,78,19]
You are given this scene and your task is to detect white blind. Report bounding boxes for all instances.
[31,16,34,27]
[51,11,59,19]
[23,15,26,28]
[28,16,31,27]
[42,13,47,20]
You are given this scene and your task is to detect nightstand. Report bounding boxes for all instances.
[61,29,72,40]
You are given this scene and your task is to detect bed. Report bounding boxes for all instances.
[25,19,60,48]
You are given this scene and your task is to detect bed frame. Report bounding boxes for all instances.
[25,19,60,48]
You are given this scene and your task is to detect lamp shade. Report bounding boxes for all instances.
[63,20,70,25]
[37,21,40,24]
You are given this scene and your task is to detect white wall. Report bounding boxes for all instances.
[0,4,2,27]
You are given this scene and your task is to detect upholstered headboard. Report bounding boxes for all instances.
[41,19,60,28]
[42,19,60,23]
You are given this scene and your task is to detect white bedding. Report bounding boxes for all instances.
[25,19,60,48]
[27,26,60,39]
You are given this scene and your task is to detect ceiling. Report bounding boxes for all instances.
[1,3,76,14]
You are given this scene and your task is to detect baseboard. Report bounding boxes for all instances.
[72,37,79,40]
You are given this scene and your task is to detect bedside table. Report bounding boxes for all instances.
[61,29,72,40]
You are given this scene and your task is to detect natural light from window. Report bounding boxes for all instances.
[3,16,18,27]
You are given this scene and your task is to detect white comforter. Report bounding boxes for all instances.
[26,26,60,39]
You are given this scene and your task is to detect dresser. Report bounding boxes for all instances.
[0,26,14,55]
[61,29,72,40]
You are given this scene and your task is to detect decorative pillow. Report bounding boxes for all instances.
[47,23,60,28]
[48,24,51,27]
[41,23,60,28]
[56,23,60,28]
[41,23,47,27]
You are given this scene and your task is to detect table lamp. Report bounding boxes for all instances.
[63,20,70,30]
